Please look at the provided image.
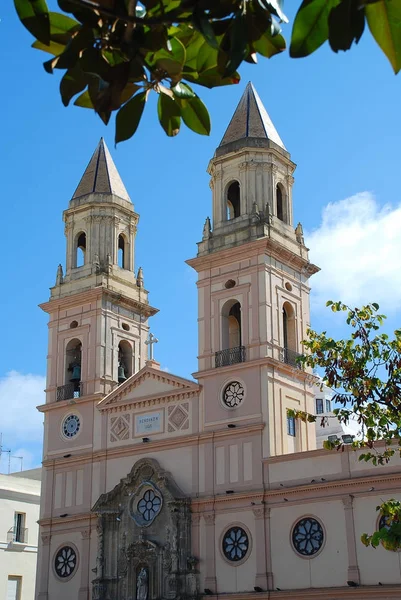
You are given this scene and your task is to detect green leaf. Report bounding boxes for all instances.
[32,39,65,55]
[290,0,340,58]
[254,30,286,58]
[49,11,79,45]
[15,0,50,45]
[366,0,401,73]
[60,64,87,106]
[192,9,219,49]
[328,0,365,52]
[172,82,196,99]
[73,90,93,108]
[221,16,248,77]
[179,96,210,136]
[115,92,147,144]
[157,92,181,137]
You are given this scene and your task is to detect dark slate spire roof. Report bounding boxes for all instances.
[219,82,286,150]
[72,138,131,202]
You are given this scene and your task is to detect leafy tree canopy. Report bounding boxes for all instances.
[292,301,401,551]
[15,0,401,143]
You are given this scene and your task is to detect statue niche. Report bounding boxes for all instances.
[91,458,198,600]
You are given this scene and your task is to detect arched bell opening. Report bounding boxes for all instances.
[65,338,82,391]
[118,234,129,269]
[226,181,241,220]
[118,340,133,383]
[276,183,288,224]
[75,231,87,267]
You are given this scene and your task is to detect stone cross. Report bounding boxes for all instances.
[145,332,159,361]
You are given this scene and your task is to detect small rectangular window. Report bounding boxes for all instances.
[287,415,296,437]
[7,576,22,600]
[316,398,324,414]
[326,399,331,413]
[14,513,26,543]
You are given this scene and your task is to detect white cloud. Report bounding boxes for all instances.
[306,192,401,312]
[0,371,45,444]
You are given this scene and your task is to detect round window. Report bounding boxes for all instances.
[137,489,162,523]
[292,517,324,557]
[54,545,77,579]
[222,526,250,563]
[222,381,244,408]
[62,414,81,439]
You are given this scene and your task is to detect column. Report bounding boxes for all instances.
[203,513,217,592]
[265,507,274,590]
[252,507,268,590]
[36,533,51,600]
[78,528,92,600]
[342,496,360,584]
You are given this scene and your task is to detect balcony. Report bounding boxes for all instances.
[7,526,28,544]
[215,346,246,368]
[57,382,83,401]
[280,347,303,369]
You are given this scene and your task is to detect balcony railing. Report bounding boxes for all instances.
[215,345,246,368]
[280,347,303,369]
[7,526,28,544]
[57,382,83,401]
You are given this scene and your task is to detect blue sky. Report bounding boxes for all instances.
[1,3,401,470]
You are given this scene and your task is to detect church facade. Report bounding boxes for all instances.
[35,84,401,600]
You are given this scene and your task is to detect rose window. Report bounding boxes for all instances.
[222,526,249,562]
[292,517,324,557]
[223,381,244,408]
[137,489,162,522]
[62,415,80,438]
[55,546,77,578]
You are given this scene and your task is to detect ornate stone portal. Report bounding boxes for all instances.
[92,458,199,600]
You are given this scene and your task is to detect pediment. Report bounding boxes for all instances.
[98,365,199,410]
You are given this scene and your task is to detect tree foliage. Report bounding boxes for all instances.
[293,301,401,550]
[15,0,401,143]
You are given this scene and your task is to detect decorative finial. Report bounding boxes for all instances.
[55,264,64,286]
[202,217,212,240]
[295,222,305,245]
[251,201,260,223]
[137,267,144,288]
[93,253,100,274]
[145,332,159,361]
[264,202,273,224]
[106,253,112,273]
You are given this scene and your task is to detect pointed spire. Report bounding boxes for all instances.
[55,264,64,286]
[137,266,144,288]
[72,138,131,202]
[219,82,286,151]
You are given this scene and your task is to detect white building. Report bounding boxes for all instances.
[314,376,363,448]
[0,469,41,600]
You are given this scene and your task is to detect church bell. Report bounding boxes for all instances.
[70,364,81,383]
[118,364,127,384]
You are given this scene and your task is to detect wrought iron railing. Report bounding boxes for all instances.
[56,382,83,401]
[280,347,303,369]
[7,526,28,544]
[215,346,246,368]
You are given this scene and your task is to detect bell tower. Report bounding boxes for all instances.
[40,139,158,404]
[188,83,319,456]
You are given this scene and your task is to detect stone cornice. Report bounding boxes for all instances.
[187,236,319,277]
[37,392,103,413]
[41,423,264,469]
[39,286,158,318]
[193,355,310,383]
